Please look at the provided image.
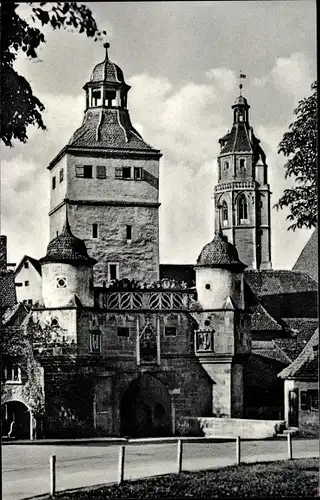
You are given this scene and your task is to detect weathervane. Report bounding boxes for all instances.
[238,71,247,95]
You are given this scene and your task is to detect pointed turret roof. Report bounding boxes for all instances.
[40,216,97,267]
[195,228,246,270]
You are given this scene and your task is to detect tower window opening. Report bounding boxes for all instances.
[134,167,143,180]
[205,283,211,290]
[76,165,92,178]
[105,90,116,107]
[96,165,106,179]
[238,195,248,224]
[221,201,229,227]
[126,225,132,241]
[92,89,102,106]
[52,176,56,190]
[92,223,98,239]
[122,167,131,179]
[108,262,119,281]
[117,327,130,338]
[59,168,64,183]
[224,161,229,171]
[239,159,246,171]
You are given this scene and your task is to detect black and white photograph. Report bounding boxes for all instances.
[1,1,318,498]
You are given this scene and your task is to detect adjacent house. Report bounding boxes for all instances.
[15,256,42,306]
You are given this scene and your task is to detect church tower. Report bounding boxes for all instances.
[214,86,272,270]
[47,43,162,285]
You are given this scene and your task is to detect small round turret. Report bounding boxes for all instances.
[40,217,96,308]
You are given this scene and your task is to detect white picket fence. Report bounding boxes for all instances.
[48,434,294,497]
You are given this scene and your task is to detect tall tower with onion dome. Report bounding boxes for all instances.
[214,79,272,270]
[47,43,162,286]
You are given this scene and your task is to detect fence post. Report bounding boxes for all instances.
[236,436,241,465]
[118,445,126,485]
[177,439,183,473]
[287,432,293,459]
[50,455,56,497]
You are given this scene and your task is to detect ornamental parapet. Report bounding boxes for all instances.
[96,289,197,311]
[214,181,256,192]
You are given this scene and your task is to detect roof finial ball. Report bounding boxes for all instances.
[103,41,110,61]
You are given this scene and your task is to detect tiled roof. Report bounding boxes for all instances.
[252,340,291,364]
[1,302,29,326]
[274,318,319,361]
[243,281,283,331]
[220,123,252,154]
[278,329,318,380]
[40,217,96,267]
[196,230,246,270]
[90,60,124,84]
[68,108,158,153]
[293,228,318,282]
[0,270,16,312]
[244,270,318,296]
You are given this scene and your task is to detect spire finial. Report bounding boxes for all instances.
[103,41,110,62]
[63,205,72,236]
[238,71,247,96]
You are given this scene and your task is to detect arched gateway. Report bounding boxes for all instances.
[1,400,32,439]
[120,374,172,438]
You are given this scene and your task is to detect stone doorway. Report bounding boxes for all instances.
[1,400,32,439]
[120,374,172,438]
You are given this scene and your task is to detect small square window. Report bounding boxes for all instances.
[24,261,29,269]
[122,167,131,179]
[27,299,33,305]
[83,165,92,178]
[115,167,123,179]
[165,327,177,336]
[56,277,67,288]
[134,167,143,180]
[117,327,130,338]
[24,281,29,286]
[52,176,56,190]
[15,282,23,287]
[126,225,132,240]
[59,168,64,183]
[92,223,98,239]
[96,166,106,179]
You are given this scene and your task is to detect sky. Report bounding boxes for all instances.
[1,1,317,269]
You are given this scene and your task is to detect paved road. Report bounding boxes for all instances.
[2,438,318,500]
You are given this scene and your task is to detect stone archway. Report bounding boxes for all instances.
[120,374,172,438]
[1,400,32,439]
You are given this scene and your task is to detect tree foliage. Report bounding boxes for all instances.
[1,2,106,147]
[274,81,317,231]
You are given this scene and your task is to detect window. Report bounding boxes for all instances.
[59,168,64,183]
[126,225,132,241]
[301,390,318,411]
[224,161,229,171]
[165,326,177,336]
[205,283,211,290]
[92,223,98,239]
[3,363,21,383]
[114,166,131,179]
[108,262,119,281]
[238,195,248,224]
[52,176,56,190]
[134,167,143,180]
[239,159,246,171]
[27,299,33,305]
[96,166,106,179]
[15,282,23,287]
[221,201,228,227]
[24,281,29,287]
[76,165,92,178]
[117,327,130,338]
[89,332,101,352]
[24,261,29,269]
[56,277,67,288]
[122,167,131,179]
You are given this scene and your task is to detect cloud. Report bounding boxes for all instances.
[253,52,314,102]
[205,67,237,93]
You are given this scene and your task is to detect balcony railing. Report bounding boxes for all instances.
[96,289,197,311]
[214,181,256,192]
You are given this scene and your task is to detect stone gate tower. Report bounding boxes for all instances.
[47,43,162,285]
[214,90,272,270]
